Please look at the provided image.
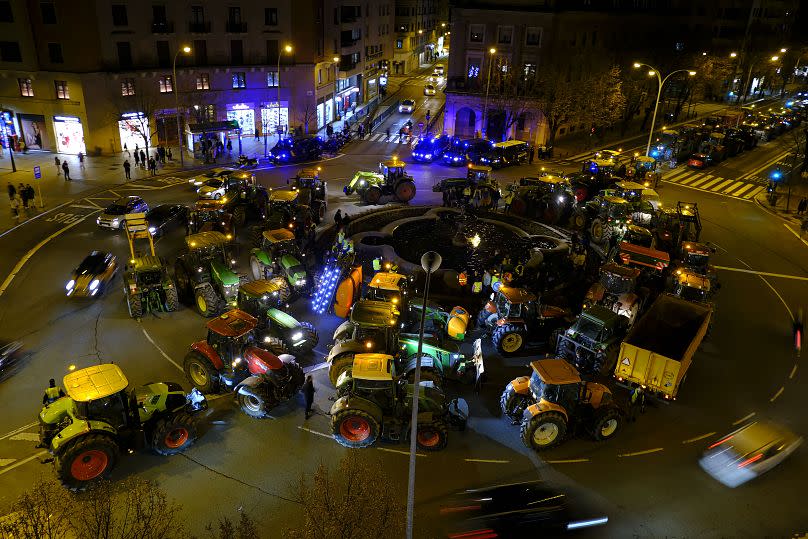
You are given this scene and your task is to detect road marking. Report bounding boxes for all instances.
[545,458,590,464]
[0,201,73,239]
[617,447,664,458]
[682,432,716,444]
[713,265,808,282]
[0,422,38,442]
[464,458,509,464]
[0,210,100,297]
[377,447,426,457]
[790,364,798,379]
[783,224,808,248]
[699,177,724,189]
[0,451,48,476]
[712,179,734,191]
[9,433,39,442]
[733,412,756,425]
[731,184,755,197]
[743,186,764,199]
[738,150,791,181]
[0,459,16,467]
[140,327,183,372]
[70,204,103,210]
[298,426,333,439]
[722,181,745,193]
[687,176,712,188]
[677,173,701,185]
[770,386,784,402]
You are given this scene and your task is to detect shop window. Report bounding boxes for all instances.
[48,42,63,64]
[196,73,210,90]
[267,72,278,87]
[159,76,173,93]
[18,78,34,97]
[526,27,541,47]
[55,80,69,99]
[121,78,135,96]
[265,7,278,25]
[232,72,246,89]
[0,41,22,62]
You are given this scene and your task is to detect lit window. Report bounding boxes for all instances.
[232,72,246,89]
[121,78,135,96]
[469,24,484,43]
[526,27,542,47]
[54,80,69,99]
[267,72,278,87]
[196,73,210,90]
[159,76,173,93]
[18,78,34,97]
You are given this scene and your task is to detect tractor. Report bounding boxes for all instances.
[631,156,661,188]
[237,279,319,355]
[174,231,244,317]
[196,171,268,226]
[187,199,237,237]
[38,363,206,490]
[288,167,328,223]
[669,267,714,305]
[500,358,621,451]
[570,195,632,244]
[477,286,572,356]
[250,189,315,247]
[554,305,630,376]
[601,181,660,225]
[249,228,312,296]
[122,213,179,318]
[583,263,647,324]
[183,309,304,418]
[509,175,577,225]
[653,201,702,253]
[344,158,416,205]
[330,354,468,450]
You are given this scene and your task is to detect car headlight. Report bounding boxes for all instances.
[425,153,432,159]
[66,279,75,291]
[89,279,100,290]
[295,278,306,286]
[148,226,156,234]
[96,217,101,225]
[111,218,120,227]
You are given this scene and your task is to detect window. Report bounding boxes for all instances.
[0,1,13,23]
[0,41,22,62]
[317,69,322,84]
[121,78,135,96]
[111,4,127,26]
[231,40,243,64]
[469,24,484,42]
[191,5,204,23]
[18,78,33,97]
[117,42,132,68]
[266,39,278,61]
[47,42,63,63]
[40,1,56,24]
[497,26,512,44]
[196,73,210,90]
[54,80,69,99]
[228,6,241,23]
[525,26,542,46]
[466,56,481,79]
[152,4,167,23]
[522,63,536,82]
[159,75,173,93]
[156,41,170,67]
[232,72,246,88]
[193,39,207,65]
[200,104,215,122]
[267,71,278,87]
[265,7,278,25]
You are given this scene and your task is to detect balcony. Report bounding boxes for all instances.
[340,38,359,48]
[340,6,360,23]
[151,20,174,33]
[226,21,247,33]
[188,21,211,33]
[366,49,384,60]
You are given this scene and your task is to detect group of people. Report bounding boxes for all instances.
[7,182,37,220]
[440,183,518,212]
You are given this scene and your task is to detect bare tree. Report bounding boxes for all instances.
[111,88,163,154]
[0,478,71,539]
[536,66,582,148]
[204,512,259,539]
[581,66,627,137]
[617,72,651,136]
[485,68,541,142]
[297,103,318,135]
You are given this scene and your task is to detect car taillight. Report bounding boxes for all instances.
[738,453,763,468]
[448,530,497,539]
[707,434,734,449]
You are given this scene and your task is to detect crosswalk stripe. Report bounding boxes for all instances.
[0,459,16,467]
[722,181,745,194]
[731,184,755,196]
[687,176,713,188]
[9,433,39,442]
[700,178,723,189]
[712,179,734,191]
[743,186,764,199]
[665,167,690,180]
[677,173,703,185]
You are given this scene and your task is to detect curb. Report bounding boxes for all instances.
[754,192,803,225]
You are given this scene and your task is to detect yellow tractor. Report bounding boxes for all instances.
[500,359,621,450]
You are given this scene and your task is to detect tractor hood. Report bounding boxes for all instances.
[348,171,383,191]
[210,259,240,286]
[244,346,284,373]
[266,307,300,329]
[39,397,74,425]
[280,254,301,270]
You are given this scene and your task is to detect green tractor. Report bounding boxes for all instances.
[249,228,312,296]
[343,158,416,205]
[288,167,328,223]
[175,231,244,317]
[38,363,206,490]
[570,194,632,244]
[554,305,630,376]
[330,354,468,450]
[122,213,179,318]
[236,279,319,355]
[249,189,315,247]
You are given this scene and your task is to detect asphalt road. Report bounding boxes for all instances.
[1,81,807,537]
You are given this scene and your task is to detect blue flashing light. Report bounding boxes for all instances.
[589,162,599,173]
[771,170,782,180]
[650,149,661,158]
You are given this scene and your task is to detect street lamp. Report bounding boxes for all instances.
[483,48,496,138]
[173,45,191,167]
[405,251,442,539]
[276,44,293,141]
[730,51,738,58]
[634,62,695,156]
[332,56,340,127]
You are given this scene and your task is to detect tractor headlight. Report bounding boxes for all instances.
[292,332,303,342]
[89,279,100,290]
[148,226,157,234]
[264,336,272,343]
[232,357,242,367]
[231,259,236,265]
[66,279,75,291]
[96,217,101,225]
[197,267,203,273]
[558,196,564,204]
[452,353,460,360]
[295,278,306,286]
[359,180,366,186]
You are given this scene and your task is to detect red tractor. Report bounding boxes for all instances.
[183,309,304,418]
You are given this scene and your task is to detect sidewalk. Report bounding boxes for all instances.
[754,181,808,228]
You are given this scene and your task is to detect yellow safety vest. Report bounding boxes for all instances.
[373,258,382,271]
[471,281,482,293]
[45,386,61,401]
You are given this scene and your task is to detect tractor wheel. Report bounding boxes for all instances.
[262,336,290,356]
[233,206,247,227]
[365,186,382,205]
[416,420,448,451]
[570,208,588,230]
[173,263,193,305]
[328,352,355,387]
[238,386,279,419]
[590,218,607,244]
[395,180,416,203]
[476,308,493,328]
[332,409,380,448]
[164,285,179,312]
[55,434,119,491]
[509,197,527,217]
[268,277,292,305]
[127,293,143,319]
[594,343,620,376]
[520,411,567,451]
[249,226,264,248]
[183,350,220,393]
[500,383,530,420]
[194,285,220,318]
[285,321,318,354]
[250,256,270,281]
[492,324,528,356]
[589,406,621,441]
[151,412,198,455]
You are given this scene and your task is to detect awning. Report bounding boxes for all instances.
[188,120,240,134]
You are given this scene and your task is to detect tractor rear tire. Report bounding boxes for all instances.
[520,411,567,451]
[332,408,380,449]
[268,277,291,305]
[590,406,621,441]
[152,412,198,455]
[590,218,607,244]
[250,256,270,281]
[365,186,382,205]
[233,206,247,227]
[249,226,264,248]
[55,434,119,491]
[594,343,620,376]
[194,285,220,318]
[395,180,416,203]
[164,285,179,312]
[500,383,530,420]
[262,336,290,356]
[285,321,318,354]
[184,351,220,393]
[509,197,527,217]
[416,420,448,451]
[570,208,588,230]
[127,294,143,319]
[238,386,279,419]
[328,352,355,387]
[492,324,528,356]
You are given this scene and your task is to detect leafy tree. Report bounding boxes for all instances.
[535,65,581,148]
[581,65,626,136]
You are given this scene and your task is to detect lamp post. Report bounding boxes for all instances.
[173,45,191,167]
[483,47,496,138]
[332,56,340,126]
[634,62,695,156]
[405,250,442,539]
[276,44,293,141]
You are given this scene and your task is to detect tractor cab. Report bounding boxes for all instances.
[591,195,632,224]
[61,364,136,434]
[186,231,236,265]
[527,359,586,413]
[334,353,399,408]
[653,201,701,252]
[237,278,290,315]
[188,199,236,236]
[467,164,494,185]
[380,159,410,183]
[288,167,327,222]
[670,267,712,304]
[623,224,655,248]
[680,241,714,273]
[633,156,660,188]
[268,189,299,211]
[366,271,409,306]
[204,309,259,363]
[583,156,625,181]
[348,300,400,354]
[584,263,641,309]
[257,228,298,258]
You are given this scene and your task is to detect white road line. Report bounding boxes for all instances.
[738,150,791,181]
[790,364,798,379]
[722,181,745,194]
[699,177,724,190]
[678,174,703,185]
[682,432,716,444]
[770,386,784,402]
[70,204,104,210]
[733,412,756,425]
[545,458,590,464]
[743,186,764,199]
[664,168,690,180]
[712,179,734,192]
[617,447,664,457]
[140,327,183,372]
[687,176,713,188]
[297,426,333,439]
[464,458,509,464]
[0,459,16,467]
[377,447,426,457]
[713,265,808,282]
[0,201,73,239]
[0,451,48,476]
[783,224,808,248]
[0,422,38,442]
[9,433,40,442]
[731,184,755,197]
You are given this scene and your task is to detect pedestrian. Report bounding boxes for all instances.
[54,156,61,176]
[442,188,449,207]
[134,150,140,167]
[167,147,173,161]
[7,182,16,200]
[341,213,351,232]
[326,124,334,138]
[62,161,70,181]
[10,194,20,220]
[799,197,807,215]
[492,186,501,211]
[302,375,315,419]
[333,208,343,229]
[139,150,146,167]
[124,142,129,155]
[19,183,28,209]
[148,157,157,176]
[628,386,645,422]
[25,184,35,207]
[227,139,233,155]
[123,159,131,179]
[42,378,66,405]
[78,151,85,170]
[358,124,364,140]
[529,145,535,164]
[134,143,139,157]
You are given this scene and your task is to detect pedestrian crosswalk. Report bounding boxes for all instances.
[357,132,419,145]
[662,167,765,200]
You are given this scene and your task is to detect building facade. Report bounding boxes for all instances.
[392,0,447,74]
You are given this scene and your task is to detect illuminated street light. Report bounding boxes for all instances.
[771,55,780,61]
[483,48,497,138]
[702,51,708,56]
[780,48,788,53]
[634,62,696,156]
[275,44,293,145]
[173,44,192,167]
[730,52,738,58]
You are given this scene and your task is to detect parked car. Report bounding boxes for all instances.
[398,99,416,114]
[441,138,493,166]
[434,64,445,76]
[687,153,713,169]
[96,196,148,229]
[412,134,453,163]
[145,204,188,237]
[268,136,323,164]
[188,167,238,189]
[429,71,443,83]
[477,140,532,168]
[424,84,436,96]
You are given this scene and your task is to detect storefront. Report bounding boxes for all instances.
[226,103,256,137]
[53,116,86,154]
[18,113,48,150]
[117,112,148,152]
[1,110,18,151]
[316,98,336,130]
[260,102,289,136]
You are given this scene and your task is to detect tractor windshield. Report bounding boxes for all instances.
[137,269,163,286]
[678,285,707,302]
[529,371,557,401]
[574,315,605,341]
[608,204,629,219]
[685,252,709,268]
[601,272,633,294]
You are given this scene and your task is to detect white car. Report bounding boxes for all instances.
[188,167,238,188]
[197,178,228,199]
[424,84,436,96]
[699,421,803,488]
[398,99,415,114]
[430,71,443,83]
[435,65,445,75]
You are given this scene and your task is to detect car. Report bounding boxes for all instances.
[687,152,712,169]
[423,84,436,96]
[268,136,323,164]
[66,251,118,298]
[197,178,228,199]
[441,138,493,166]
[411,134,453,162]
[429,72,443,84]
[96,196,148,229]
[435,64,445,75]
[188,167,238,188]
[398,99,416,114]
[699,420,803,488]
[145,204,188,237]
[439,481,609,536]
[463,138,496,165]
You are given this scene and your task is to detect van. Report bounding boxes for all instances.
[478,140,531,168]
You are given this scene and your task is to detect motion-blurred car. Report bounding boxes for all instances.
[66,251,118,297]
[398,99,416,113]
[430,71,443,83]
[439,481,609,536]
[145,204,188,237]
[188,167,238,188]
[197,178,229,199]
[412,134,453,163]
[435,64,445,76]
[699,421,803,488]
[687,153,713,169]
[96,196,148,229]
[424,84,437,96]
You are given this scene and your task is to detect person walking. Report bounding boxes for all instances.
[333,208,343,229]
[134,150,140,167]
[302,375,315,419]
[148,157,157,176]
[167,147,173,161]
[628,386,645,422]
[78,151,85,170]
[7,182,16,201]
[528,145,535,164]
[54,156,61,176]
[799,197,807,216]
[385,127,390,142]
[42,378,66,405]
[123,159,131,179]
[10,194,20,220]
[226,139,233,155]
[139,150,146,168]
[341,213,351,231]
[25,184,35,208]
[62,161,70,181]
[19,183,28,209]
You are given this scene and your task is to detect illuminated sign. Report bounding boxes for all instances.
[54,116,81,122]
